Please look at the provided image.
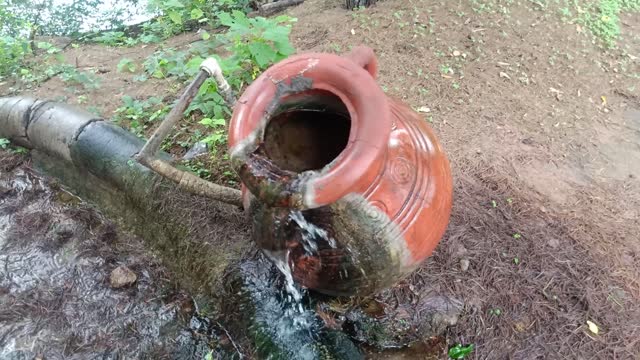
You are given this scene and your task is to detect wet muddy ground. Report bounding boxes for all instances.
[0,153,234,359]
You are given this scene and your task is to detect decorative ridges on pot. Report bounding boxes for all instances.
[354,99,452,264]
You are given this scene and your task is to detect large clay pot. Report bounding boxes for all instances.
[228,46,453,296]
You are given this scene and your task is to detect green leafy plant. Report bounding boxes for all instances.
[117,58,137,73]
[0,137,27,154]
[114,95,168,136]
[199,117,226,152]
[35,41,60,55]
[448,344,474,359]
[187,78,230,119]
[94,31,134,46]
[146,0,251,37]
[182,159,211,179]
[58,67,101,90]
[106,1,296,179]
[218,11,296,71]
[577,0,640,46]
[0,35,30,79]
[143,48,189,79]
[489,308,502,316]
[440,64,453,74]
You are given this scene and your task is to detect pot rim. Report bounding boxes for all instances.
[229,51,391,209]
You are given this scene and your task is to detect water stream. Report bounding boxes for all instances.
[264,210,337,311]
[249,210,344,358]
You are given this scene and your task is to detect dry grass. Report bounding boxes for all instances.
[398,157,640,358]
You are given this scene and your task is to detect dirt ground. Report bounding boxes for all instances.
[2,0,640,358]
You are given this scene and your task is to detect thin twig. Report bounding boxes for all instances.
[216,321,244,359]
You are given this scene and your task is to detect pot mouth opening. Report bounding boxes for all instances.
[262,89,351,173]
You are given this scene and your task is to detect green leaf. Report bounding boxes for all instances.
[117,58,136,73]
[168,11,183,25]
[190,8,204,20]
[248,42,277,68]
[262,26,290,43]
[274,40,295,57]
[36,41,52,50]
[231,10,250,27]
[133,74,148,82]
[199,118,226,127]
[218,12,234,27]
[448,344,474,359]
[185,56,204,74]
[0,138,10,149]
[205,351,214,360]
[164,0,185,8]
[201,132,224,146]
[274,15,297,23]
[201,30,210,40]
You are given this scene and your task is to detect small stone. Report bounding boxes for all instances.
[454,244,469,256]
[521,138,534,145]
[547,238,560,248]
[499,71,511,79]
[453,50,461,57]
[110,266,137,288]
[460,259,470,272]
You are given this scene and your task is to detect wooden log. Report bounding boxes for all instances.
[259,0,304,15]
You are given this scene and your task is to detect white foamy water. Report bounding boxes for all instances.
[263,211,340,330]
[289,210,337,252]
[263,249,309,328]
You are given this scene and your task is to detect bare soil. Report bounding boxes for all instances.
[2,0,640,358]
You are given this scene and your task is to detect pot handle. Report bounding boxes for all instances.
[345,46,378,79]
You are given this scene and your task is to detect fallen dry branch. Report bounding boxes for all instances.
[259,0,305,15]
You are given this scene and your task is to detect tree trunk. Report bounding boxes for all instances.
[345,0,377,10]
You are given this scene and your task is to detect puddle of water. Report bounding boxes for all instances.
[231,255,320,359]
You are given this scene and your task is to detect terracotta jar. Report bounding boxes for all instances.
[228,46,453,296]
